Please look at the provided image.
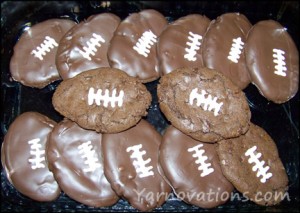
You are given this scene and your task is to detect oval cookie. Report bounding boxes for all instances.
[47,119,119,207]
[245,20,299,103]
[56,13,121,79]
[102,120,171,211]
[52,67,152,133]
[216,123,288,206]
[157,67,251,142]
[1,112,60,201]
[160,126,234,208]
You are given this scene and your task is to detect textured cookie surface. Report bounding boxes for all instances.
[10,19,76,88]
[52,67,152,133]
[1,112,60,201]
[245,20,299,103]
[47,119,119,207]
[216,123,288,206]
[56,13,120,79]
[160,126,234,208]
[102,120,171,211]
[202,13,252,89]
[157,67,251,142]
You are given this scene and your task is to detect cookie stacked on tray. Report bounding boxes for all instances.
[2,8,298,212]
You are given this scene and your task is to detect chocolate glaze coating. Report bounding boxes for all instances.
[107,9,168,83]
[102,120,171,211]
[158,14,210,75]
[56,13,120,79]
[47,119,119,207]
[160,126,234,208]
[245,20,299,103]
[10,19,76,88]
[216,123,289,206]
[202,13,252,89]
[1,112,60,201]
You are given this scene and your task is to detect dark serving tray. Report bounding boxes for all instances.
[1,1,299,212]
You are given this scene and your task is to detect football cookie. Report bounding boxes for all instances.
[56,13,121,79]
[216,123,289,206]
[52,67,152,133]
[107,9,168,82]
[102,120,171,211]
[157,67,251,142]
[10,19,76,88]
[202,13,252,89]
[158,14,210,75]
[1,112,60,201]
[159,126,234,208]
[47,119,119,207]
[245,20,299,103]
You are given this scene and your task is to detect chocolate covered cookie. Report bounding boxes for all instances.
[56,13,120,79]
[245,20,299,103]
[157,67,251,142]
[159,126,234,208]
[202,13,252,89]
[52,67,152,133]
[107,9,168,82]
[102,120,171,211]
[216,123,289,206]
[1,112,60,201]
[47,119,119,207]
[158,14,210,75]
[10,19,76,88]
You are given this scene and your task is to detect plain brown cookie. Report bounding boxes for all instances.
[52,67,152,133]
[157,67,251,142]
[216,123,289,206]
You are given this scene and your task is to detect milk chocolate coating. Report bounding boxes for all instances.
[158,14,210,75]
[157,67,251,142]
[202,13,252,89]
[10,19,76,88]
[102,120,171,211]
[216,123,289,206]
[245,20,299,103]
[1,112,60,201]
[56,13,121,79]
[160,126,234,208]
[107,9,168,83]
[52,67,152,133]
[47,119,119,207]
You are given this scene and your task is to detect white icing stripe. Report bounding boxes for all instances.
[88,87,124,108]
[133,30,157,57]
[227,37,244,63]
[273,48,287,77]
[31,36,58,60]
[79,33,105,60]
[28,138,45,170]
[78,141,101,173]
[184,31,202,61]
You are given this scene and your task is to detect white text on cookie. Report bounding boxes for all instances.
[78,141,101,173]
[126,144,154,178]
[189,88,223,116]
[188,144,214,177]
[28,138,45,170]
[88,87,124,108]
[227,37,244,63]
[245,145,273,183]
[79,33,105,61]
[31,36,58,60]
[273,48,287,77]
[184,31,202,61]
[133,30,157,57]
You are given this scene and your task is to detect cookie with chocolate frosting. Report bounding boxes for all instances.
[107,9,168,82]
[216,123,289,206]
[159,126,234,208]
[158,14,210,75]
[202,13,252,89]
[56,13,121,79]
[102,120,171,211]
[10,19,76,88]
[245,20,299,103]
[157,67,251,142]
[1,112,60,201]
[47,119,119,207]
